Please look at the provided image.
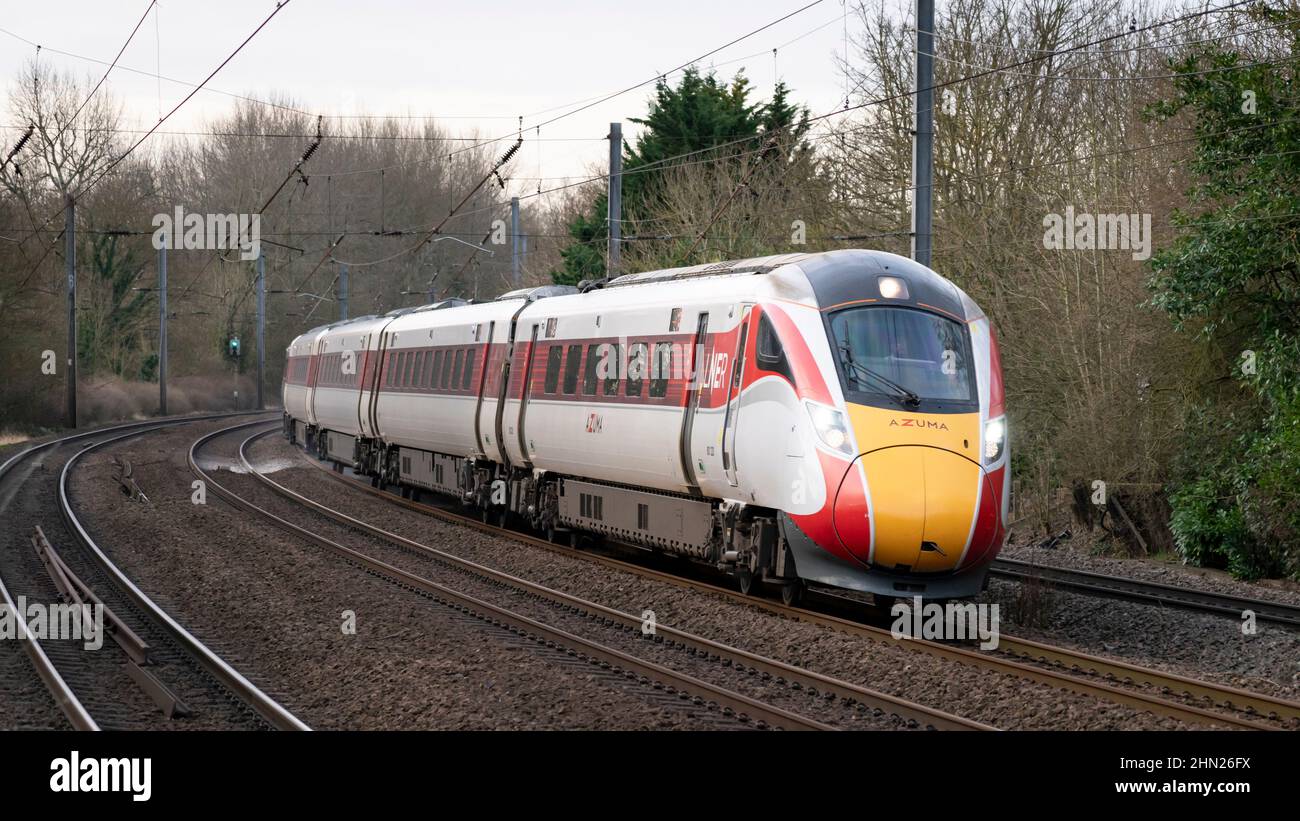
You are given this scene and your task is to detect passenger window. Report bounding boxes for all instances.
[582,343,600,395]
[462,349,477,390]
[626,343,647,397]
[414,352,425,387]
[440,348,454,389]
[544,345,563,394]
[649,342,672,398]
[431,351,443,388]
[562,344,582,395]
[403,352,414,387]
[452,349,465,389]
[422,351,433,388]
[602,344,621,396]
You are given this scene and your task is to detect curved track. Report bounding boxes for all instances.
[280,434,1300,731]
[0,413,309,731]
[192,421,991,731]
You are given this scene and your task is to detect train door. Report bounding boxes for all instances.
[366,328,392,438]
[471,320,495,459]
[352,333,370,435]
[721,304,753,486]
[677,312,709,493]
[493,300,532,467]
[514,322,540,469]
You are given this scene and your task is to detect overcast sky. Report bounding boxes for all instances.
[1,0,885,195]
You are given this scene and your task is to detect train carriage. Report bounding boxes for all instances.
[282,249,1009,603]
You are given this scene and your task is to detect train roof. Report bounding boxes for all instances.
[600,249,975,320]
[603,252,813,289]
[495,284,579,302]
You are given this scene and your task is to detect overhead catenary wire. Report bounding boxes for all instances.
[5,0,1275,316]
[427,0,1266,234]
[441,0,830,162]
[44,1,158,152]
[12,0,295,292]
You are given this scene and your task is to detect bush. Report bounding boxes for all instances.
[1168,399,1300,581]
[1168,473,1249,573]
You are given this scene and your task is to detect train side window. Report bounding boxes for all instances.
[649,342,672,398]
[602,343,621,396]
[393,352,403,387]
[562,344,582,395]
[431,351,443,388]
[452,349,465,389]
[544,345,563,394]
[582,343,600,395]
[422,351,433,388]
[756,313,794,382]
[414,352,425,388]
[626,343,647,397]
[462,349,477,391]
[404,352,415,387]
[440,347,454,389]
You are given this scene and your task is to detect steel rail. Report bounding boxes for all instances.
[55,415,310,731]
[242,432,990,731]
[291,443,1299,730]
[188,424,842,731]
[0,411,265,731]
[991,557,1300,627]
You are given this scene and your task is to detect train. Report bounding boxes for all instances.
[281,249,1009,604]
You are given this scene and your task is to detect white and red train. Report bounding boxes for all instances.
[282,249,1009,602]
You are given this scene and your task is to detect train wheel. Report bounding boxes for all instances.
[736,569,756,596]
[780,580,805,607]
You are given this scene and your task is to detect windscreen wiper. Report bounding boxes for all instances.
[838,344,921,407]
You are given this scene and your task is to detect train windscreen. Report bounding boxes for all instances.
[828,306,977,410]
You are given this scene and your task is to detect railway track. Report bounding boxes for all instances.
[276,434,1300,731]
[191,420,990,731]
[0,413,309,731]
[990,557,1300,627]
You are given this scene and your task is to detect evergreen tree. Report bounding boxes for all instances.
[552,68,809,285]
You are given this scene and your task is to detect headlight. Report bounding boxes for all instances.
[806,401,854,456]
[984,415,1006,464]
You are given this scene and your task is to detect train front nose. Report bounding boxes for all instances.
[832,446,984,573]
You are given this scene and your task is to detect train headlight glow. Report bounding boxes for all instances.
[878,276,909,300]
[984,415,1006,464]
[806,401,854,456]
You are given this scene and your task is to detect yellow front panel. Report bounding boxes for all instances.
[854,447,925,569]
[845,404,982,573]
[916,448,981,572]
[844,404,981,459]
